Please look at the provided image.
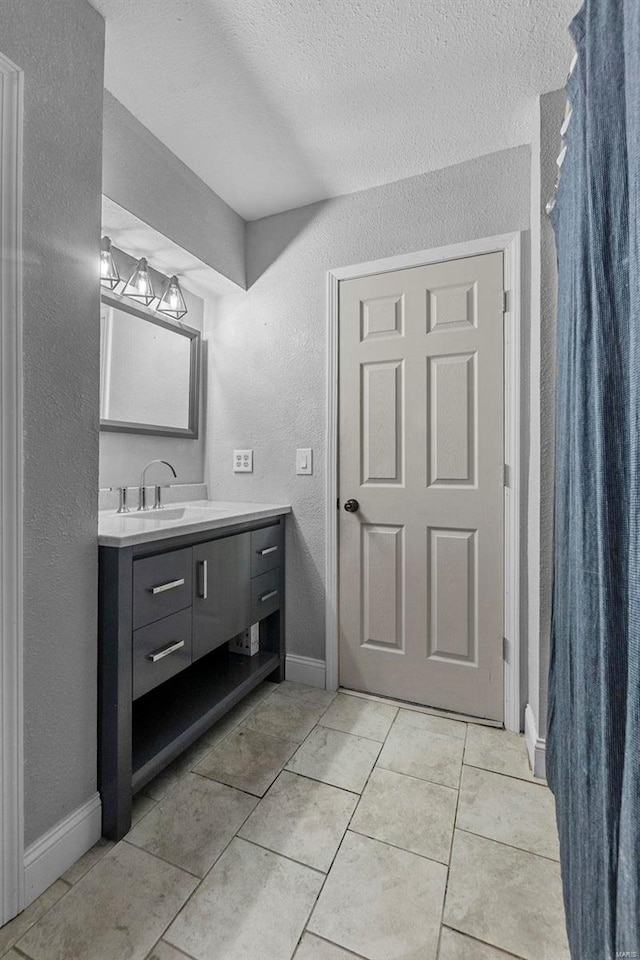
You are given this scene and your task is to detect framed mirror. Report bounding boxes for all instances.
[100,292,200,438]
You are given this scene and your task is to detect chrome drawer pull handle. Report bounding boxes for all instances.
[198,560,208,600]
[148,639,185,662]
[260,589,278,603]
[150,578,185,595]
[257,545,278,556]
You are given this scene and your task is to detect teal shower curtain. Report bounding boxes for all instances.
[547,1,640,956]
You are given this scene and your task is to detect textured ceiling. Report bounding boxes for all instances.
[92,0,577,220]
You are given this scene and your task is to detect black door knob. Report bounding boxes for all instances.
[344,499,360,513]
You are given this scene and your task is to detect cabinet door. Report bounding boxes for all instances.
[193,533,251,660]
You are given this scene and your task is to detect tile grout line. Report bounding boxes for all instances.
[234,836,328,875]
[435,720,468,960]
[9,946,36,960]
[374,758,463,791]
[181,765,271,800]
[292,704,402,959]
[2,879,73,959]
[316,720,396,744]
[298,930,368,959]
[439,924,527,960]
[462,759,548,787]
[346,825,451,867]
[287,706,397,959]
[144,937,199,960]
[339,687,503,727]
[190,688,352,802]
[139,681,283,799]
[374,705,466,793]
[60,843,115,888]
[143,775,262,957]
[148,683,302,802]
[284,697,386,959]
[453,826,561,864]
[273,768,362,798]
[120,839,203,881]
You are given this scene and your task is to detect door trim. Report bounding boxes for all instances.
[0,51,25,924]
[325,233,522,732]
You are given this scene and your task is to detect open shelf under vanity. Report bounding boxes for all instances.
[132,645,280,792]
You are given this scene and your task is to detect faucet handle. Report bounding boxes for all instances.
[137,485,149,511]
[151,482,176,510]
[117,487,130,514]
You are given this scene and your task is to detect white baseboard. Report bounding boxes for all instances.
[525,703,547,779]
[24,793,102,905]
[285,654,326,689]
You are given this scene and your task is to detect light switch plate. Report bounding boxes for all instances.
[234,449,253,472]
[296,448,313,475]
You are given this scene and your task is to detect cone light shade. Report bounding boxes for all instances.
[100,236,120,290]
[123,257,155,306]
[157,275,188,320]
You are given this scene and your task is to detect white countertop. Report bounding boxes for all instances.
[98,500,291,548]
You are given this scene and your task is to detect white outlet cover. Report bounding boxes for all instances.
[234,449,253,472]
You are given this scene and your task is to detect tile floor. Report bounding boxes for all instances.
[1,682,570,960]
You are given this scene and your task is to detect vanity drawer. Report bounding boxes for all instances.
[133,548,192,629]
[251,568,281,622]
[133,608,192,700]
[251,524,283,578]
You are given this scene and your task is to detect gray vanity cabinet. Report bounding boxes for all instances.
[193,533,251,660]
[98,513,286,841]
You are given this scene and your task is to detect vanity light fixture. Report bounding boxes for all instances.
[157,275,188,321]
[100,236,120,290]
[122,257,155,307]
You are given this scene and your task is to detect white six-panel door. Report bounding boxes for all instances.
[338,252,504,720]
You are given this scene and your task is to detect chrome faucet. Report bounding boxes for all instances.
[138,460,177,511]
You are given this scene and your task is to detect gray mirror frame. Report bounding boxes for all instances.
[100,291,201,439]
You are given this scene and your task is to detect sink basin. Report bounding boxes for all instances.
[123,507,189,521]
[120,505,228,522]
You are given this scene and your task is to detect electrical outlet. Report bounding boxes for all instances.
[233,449,253,473]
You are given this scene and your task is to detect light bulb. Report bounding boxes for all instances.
[157,275,187,320]
[123,258,155,307]
[100,236,120,290]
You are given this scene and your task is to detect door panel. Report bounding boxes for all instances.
[361,294,404,340]
[361,523,404,652]
[427,527,476,662]
[362,361,403,484]
[428,353,475,485]
[338,252,504,721]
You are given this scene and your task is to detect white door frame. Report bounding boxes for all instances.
[325,233,522,732]
[0,51,25,924]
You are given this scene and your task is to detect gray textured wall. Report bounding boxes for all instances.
[1,0,105,845]
[103,91,246,290]
[206,147,531,664]
[98,248,206,490]
[537,89,565,737]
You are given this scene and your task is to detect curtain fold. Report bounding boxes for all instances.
[548,1,640,956]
